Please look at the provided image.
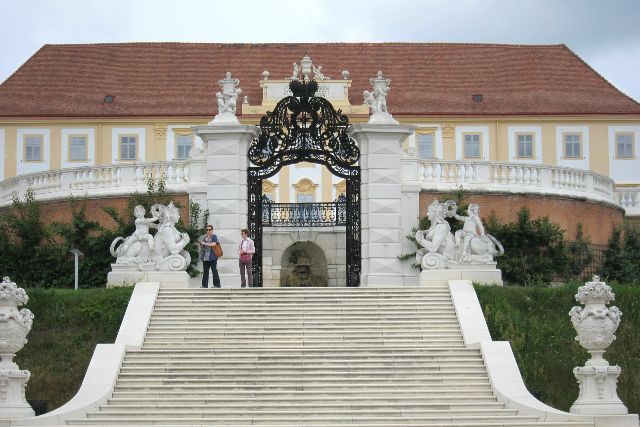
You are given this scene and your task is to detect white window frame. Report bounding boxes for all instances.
[416,130,435,159]
[455,126,489,161]
[60,128,97,169]
[17,129,50,175]
[112,128,145,163]
[608,126,640,184]
[24,134,43,162]
[615,132,635,159]
[555,126,589,170]
[463,132,482,159]
[508,126,542,164]
[408,125,443,160]
[166,125,201,161]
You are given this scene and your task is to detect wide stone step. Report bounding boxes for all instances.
[119,361,485,371]
[113,382,492,391]
[106,395,499,405]
[135,347,476,356]
[97,401,509,411]
[116,369,488,380]
[110,388,496,399]
[70,414,548,425]
[141,337,465,345]
[143,331,463,338]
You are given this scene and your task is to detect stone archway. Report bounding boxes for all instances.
[280,242,328,287]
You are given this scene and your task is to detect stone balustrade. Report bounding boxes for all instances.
[405,159,621,208]
[0,159,206,207]
[616,187,640,217]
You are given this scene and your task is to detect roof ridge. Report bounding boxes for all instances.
[41,41,568,49]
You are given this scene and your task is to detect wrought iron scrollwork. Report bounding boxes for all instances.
[247,79,361,287]
[248,80,360,179]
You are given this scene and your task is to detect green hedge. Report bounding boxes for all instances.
[476,283,640,414]
[15,287,133,410]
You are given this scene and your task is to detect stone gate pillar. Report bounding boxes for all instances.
[193,124,259,287]
[349,123,415,286]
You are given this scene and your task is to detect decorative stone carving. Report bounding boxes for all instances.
[364,71,397,124]
[154,125,167,139]
[289,55,329,81]
[212,72,242,124]
[341,70,350,80]
[442,123,455,139]
[110,202,191,271]
[0,277,34,419]
[569,276,629,415]
[262,70,270,81]
[415,199,503,270]
[294,178,318,194]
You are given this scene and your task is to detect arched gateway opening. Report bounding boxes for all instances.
[247,79,361,287]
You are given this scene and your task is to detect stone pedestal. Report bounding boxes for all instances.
[570,365,628,415]
[193,124,259,288]
[419,265,503,287]
[349,123,415,287]
[107,266,190,288]
[0,365,34,419]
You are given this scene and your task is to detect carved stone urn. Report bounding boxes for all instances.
[569,275,628,415]
[0,277,34,419]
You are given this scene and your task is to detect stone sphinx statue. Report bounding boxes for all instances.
[416,199,503,270]
[110,202,191,271]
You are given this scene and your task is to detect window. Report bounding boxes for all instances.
[417,132,434,159]
[294,178,317,203]
[69,135,87,161]
[297,194,314,203]
[564,133,582,158]
[175,134,193,160]
[616,133,634,159]
[120,135,137,161]
[463,133,481,158]
[24,135,43,161]
[517,133,534,158]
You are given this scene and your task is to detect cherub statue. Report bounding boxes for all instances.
[215,72,242,116]
[363,90,376,111]
[453,204,485,261]
[291,63,300,80]
[110,205,158,263]
[313,65,329,80]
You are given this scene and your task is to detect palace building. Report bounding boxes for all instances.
[0,43,639,286]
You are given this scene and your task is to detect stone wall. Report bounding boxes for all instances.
[419,191,623,245]
[262,228,346,287]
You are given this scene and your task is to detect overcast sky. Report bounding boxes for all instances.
[1,0,639,101]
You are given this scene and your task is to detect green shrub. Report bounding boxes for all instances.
[0,177,208,288]
[485,207,591,285]
[15,287,133,410]
[476,283,640,413]
[602,223,640,285]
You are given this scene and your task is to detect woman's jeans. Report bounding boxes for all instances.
[202,260,221,288]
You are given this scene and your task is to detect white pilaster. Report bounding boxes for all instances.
[350,123,415,286]
[193,124,259,287]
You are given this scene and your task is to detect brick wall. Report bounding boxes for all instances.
[20,194,190,231]
[419,191,624,245]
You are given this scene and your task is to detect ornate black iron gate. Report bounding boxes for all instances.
[247,79,361,287]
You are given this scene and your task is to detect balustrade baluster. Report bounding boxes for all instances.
[175,165,184,183]
[523,168,530,185]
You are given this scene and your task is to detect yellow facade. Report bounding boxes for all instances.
[0,115,638,201]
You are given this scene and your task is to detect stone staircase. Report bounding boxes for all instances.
[65,286,592,426]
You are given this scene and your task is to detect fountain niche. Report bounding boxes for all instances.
[280,242,328,287]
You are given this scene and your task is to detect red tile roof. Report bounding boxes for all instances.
[1,42,639,118]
